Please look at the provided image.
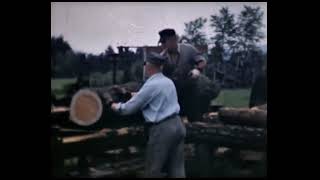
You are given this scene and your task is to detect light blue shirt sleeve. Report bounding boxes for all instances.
[113,73,180,123]
[115,84,155,115]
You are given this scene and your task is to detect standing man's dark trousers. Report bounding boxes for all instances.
[144,115,186,178]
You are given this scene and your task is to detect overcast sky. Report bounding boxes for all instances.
[51,2,267,55]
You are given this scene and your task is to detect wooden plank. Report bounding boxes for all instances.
[62,127,143,144]
[51,106,70,113]
[63,129,111,144]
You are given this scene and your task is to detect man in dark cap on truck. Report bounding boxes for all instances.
[111,52,186,178]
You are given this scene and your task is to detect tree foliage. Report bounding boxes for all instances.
[181,17,208,46]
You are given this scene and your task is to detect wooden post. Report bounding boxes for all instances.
[112,57,117,85]
[213,65,216,82]
[142,47,147,81]
[78,156,89,175]
[194,143,215,177]
[51,136,64,177]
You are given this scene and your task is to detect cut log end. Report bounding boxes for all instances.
[70,89,103,126]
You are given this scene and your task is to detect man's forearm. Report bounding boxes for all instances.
[115,102,137,115]
[112,86,152,115]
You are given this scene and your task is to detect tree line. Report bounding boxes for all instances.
[51,5,266,88]
[181,6,266,87]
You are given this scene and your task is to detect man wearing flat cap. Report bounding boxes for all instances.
[158,28,208,122]
[111,52,186,178]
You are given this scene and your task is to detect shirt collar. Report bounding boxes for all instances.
[145,72,163,82]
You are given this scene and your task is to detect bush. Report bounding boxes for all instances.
[89,71,125,87]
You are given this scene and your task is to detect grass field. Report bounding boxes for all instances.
[51,78,251,107]
[212,88,251,108]
[51,78,76,99]
[51,78,77,90]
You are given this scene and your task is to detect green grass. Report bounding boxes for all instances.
[51,78,77,90]
[212,88,251,108]
[51,78,76,99]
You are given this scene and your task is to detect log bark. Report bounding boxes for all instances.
[185,122,266,150]
[218,106,267,128]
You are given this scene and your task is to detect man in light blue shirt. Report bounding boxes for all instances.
[111,52,186,178]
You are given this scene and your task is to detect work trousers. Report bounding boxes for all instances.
[144,116,186,178]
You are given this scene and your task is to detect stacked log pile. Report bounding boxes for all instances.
[51,82,267,177]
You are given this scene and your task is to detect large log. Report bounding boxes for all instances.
[69,82,142,127]
[70,89,104,126]
[218,105,267,128]
[185,122,266,150]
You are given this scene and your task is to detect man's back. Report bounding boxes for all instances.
[116,72,180,123]
[143,73,180,122]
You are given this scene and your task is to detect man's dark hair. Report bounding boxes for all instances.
[158,28,177,44]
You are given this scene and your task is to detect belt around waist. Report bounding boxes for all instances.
[145,114,178,126]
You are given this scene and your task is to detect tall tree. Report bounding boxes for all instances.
[51,36,72,56]
[210,7,237,61]
[235,5,265,57]
[51,36,72,77]
[234,6,265,86]
[181,17,208,46]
